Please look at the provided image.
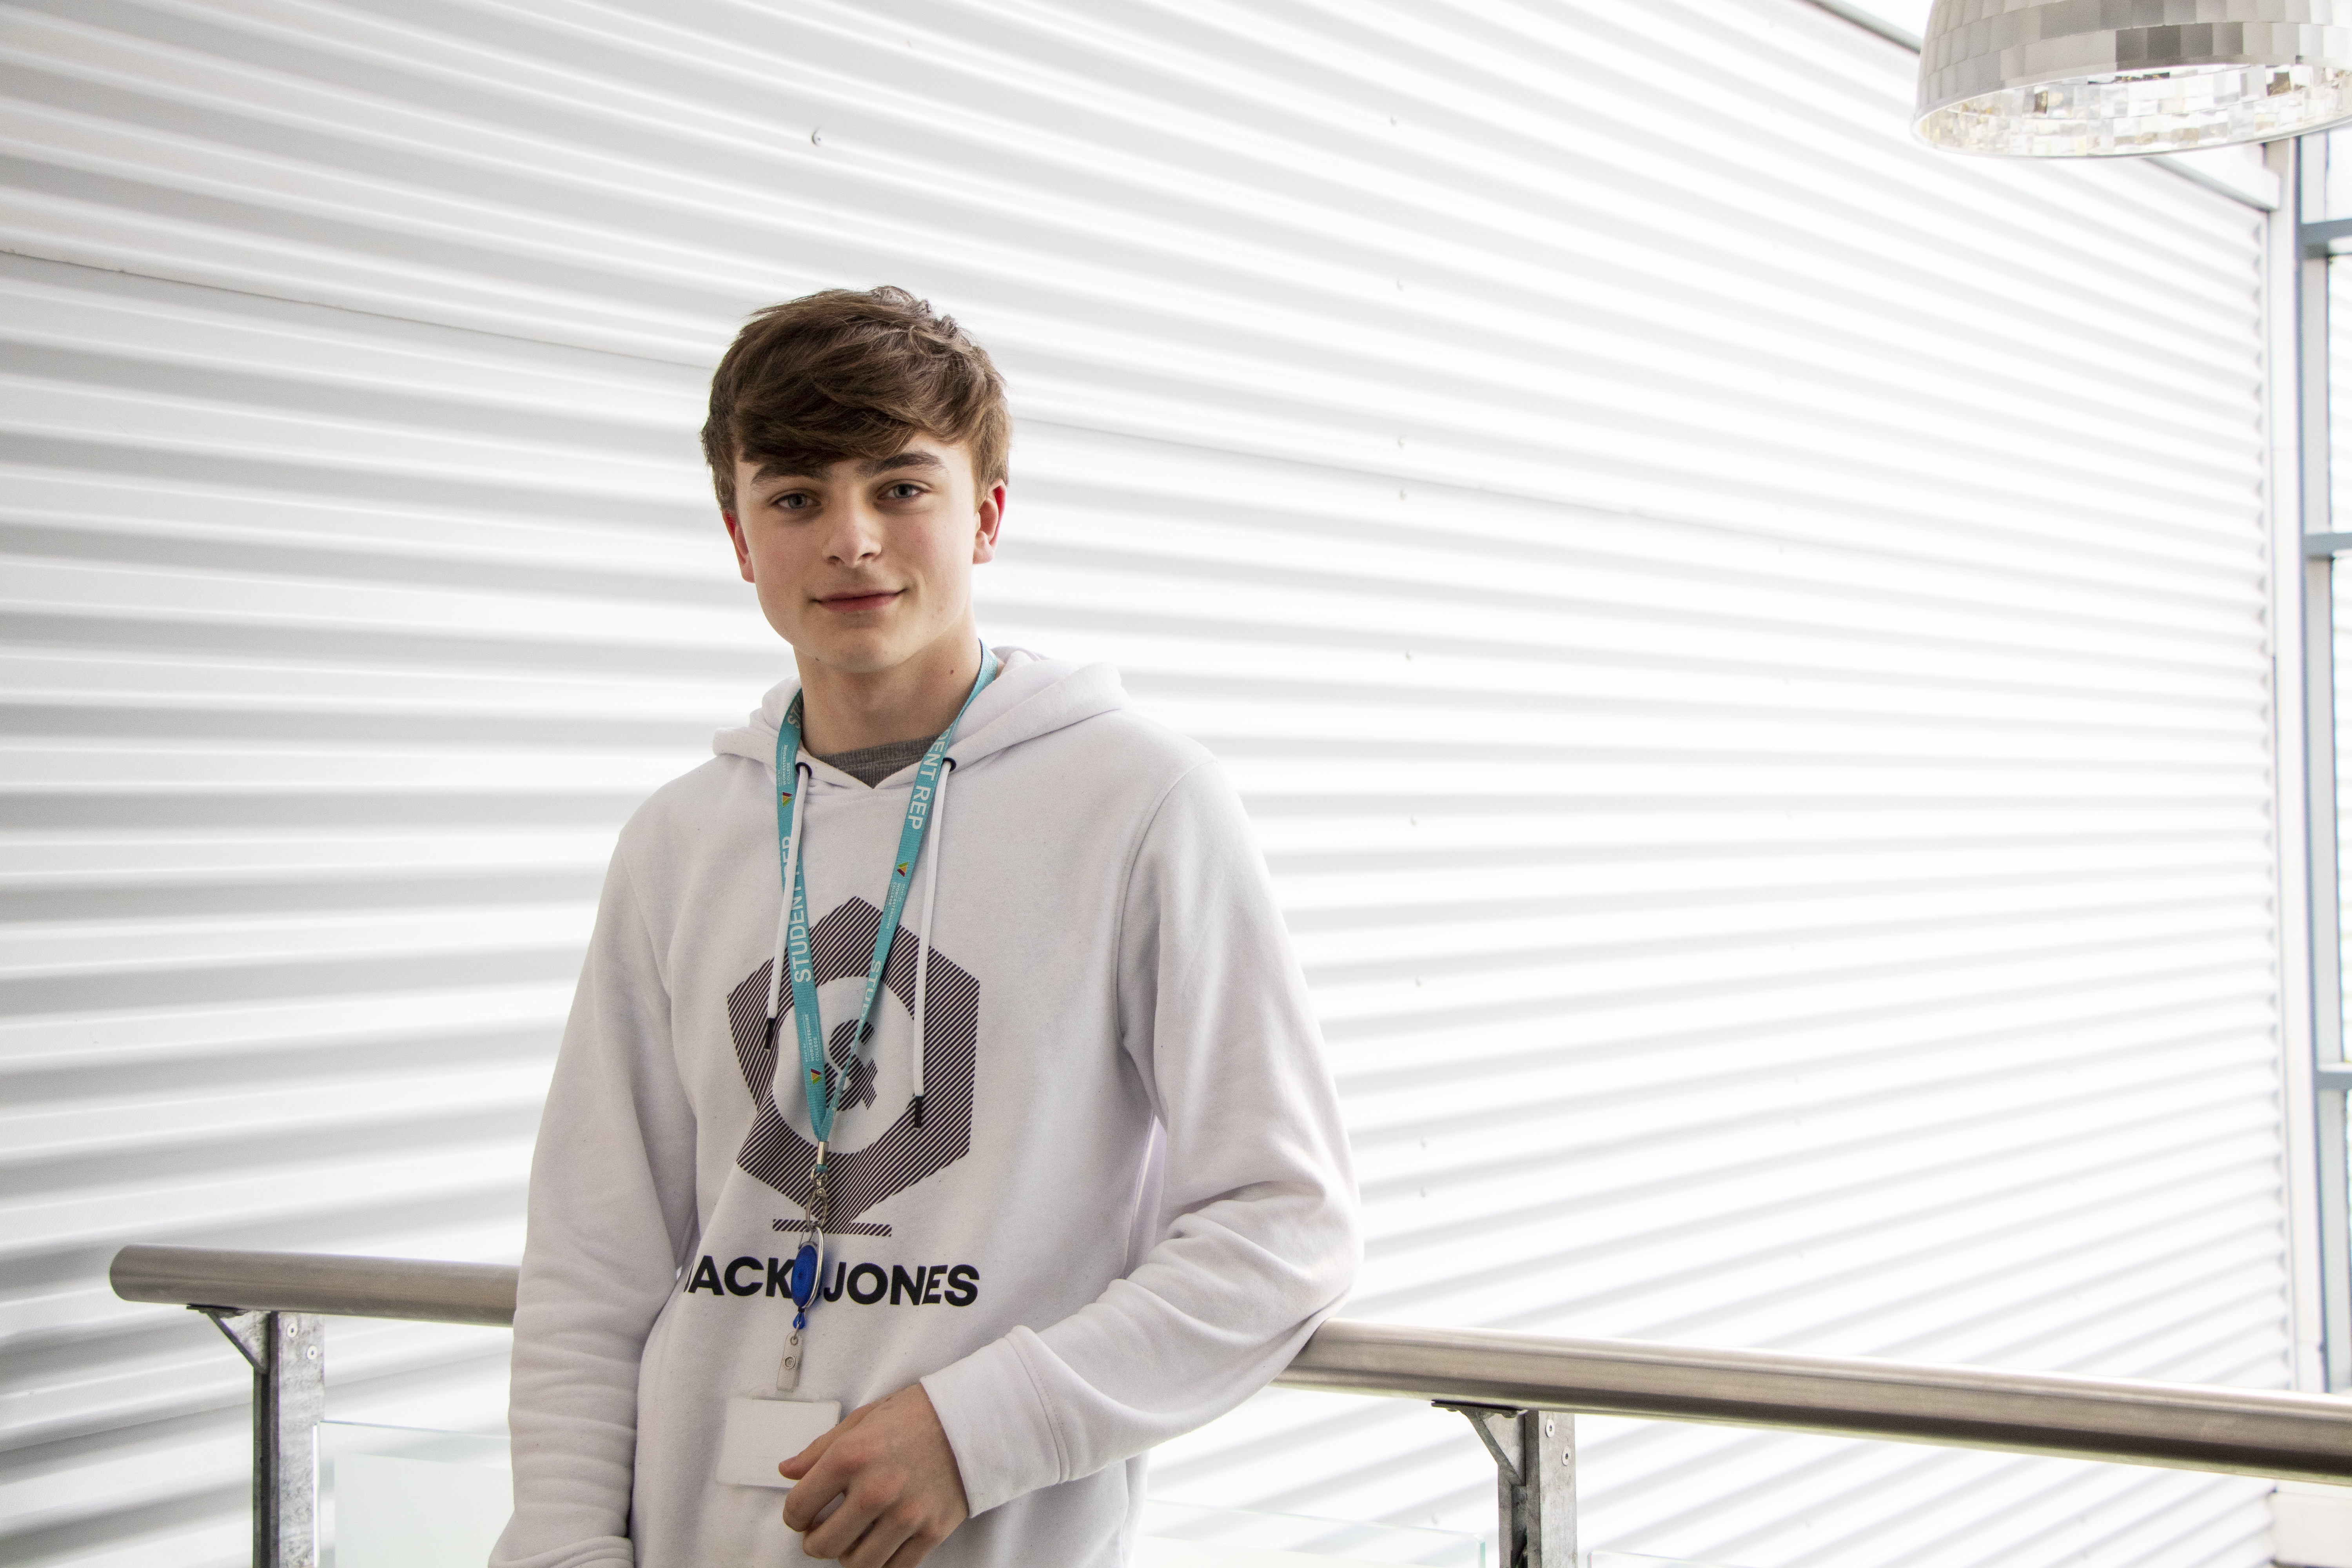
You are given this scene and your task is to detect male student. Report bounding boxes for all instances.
[492,286,1361,1568]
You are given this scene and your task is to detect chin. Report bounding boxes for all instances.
[802,633,915,674]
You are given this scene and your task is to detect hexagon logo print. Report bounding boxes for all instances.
[724,897,979,1235]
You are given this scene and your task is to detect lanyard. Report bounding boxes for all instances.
[771,648,998,1159]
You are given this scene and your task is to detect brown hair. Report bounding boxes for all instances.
[701,286,1010,514]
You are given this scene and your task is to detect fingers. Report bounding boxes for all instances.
[780,1400,877,1484]
[840,1511,918,1568]
[794,1504,927,1568]
[782,1401,883,1526]
[799,1483,884,1562]
[777,1426,833,1483]
[787,1430,886,1548]
[781,1468,845,1536]
[782,1451,849,1527]
[782,1387,965,1564]
[879,1524,946,1568]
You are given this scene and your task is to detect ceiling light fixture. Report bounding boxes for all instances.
[1915,1,2352,156]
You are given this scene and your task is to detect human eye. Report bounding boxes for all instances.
[770,488,814,513]
[883,481,926,501]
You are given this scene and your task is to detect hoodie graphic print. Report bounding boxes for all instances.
[725,910,980,1234]
[494,649,1362,1568]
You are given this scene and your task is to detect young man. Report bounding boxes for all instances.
[493,287,1360,1568]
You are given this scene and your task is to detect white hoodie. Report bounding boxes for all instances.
[493,649,1361,1568]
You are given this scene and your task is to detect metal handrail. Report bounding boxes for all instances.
[1284,1319,2352,1483]
[115,1244,517,1327]
[113,1243,2352,1483]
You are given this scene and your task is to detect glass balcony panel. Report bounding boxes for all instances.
[1137,1501,1482,1565]
[321,1422,510,1568]
[319,1424,1488,1566]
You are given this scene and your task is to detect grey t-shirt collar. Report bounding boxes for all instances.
[814,734,939,789]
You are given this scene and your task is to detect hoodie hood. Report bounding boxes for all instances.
[713,645,1127,781]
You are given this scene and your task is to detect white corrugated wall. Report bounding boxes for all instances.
[0,2,2291,1565]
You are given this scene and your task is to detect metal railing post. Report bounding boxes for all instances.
[1444,1404,1574,1566]
[203,1307,324,1568]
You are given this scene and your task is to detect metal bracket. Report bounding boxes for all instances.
[1438,1403,1573,1567]
[2307,216,2352,256]
[201,1306,269,1373]
[196,1307,324,1568]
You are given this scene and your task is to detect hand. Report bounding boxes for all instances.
[780,1384,971,1567]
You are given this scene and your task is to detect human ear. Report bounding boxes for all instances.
[722,510,756,583]
[972,483,1005,565]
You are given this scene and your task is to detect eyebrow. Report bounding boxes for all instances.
[859,451,945,476]
[750,450,946,487]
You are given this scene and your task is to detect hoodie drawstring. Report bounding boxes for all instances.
[911,757,955,1127]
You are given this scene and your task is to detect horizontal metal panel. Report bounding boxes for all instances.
[0,1,2286,1566]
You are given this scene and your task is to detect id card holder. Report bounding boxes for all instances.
[717,1397,840,1489]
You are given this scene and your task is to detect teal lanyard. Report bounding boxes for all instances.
[771,649,998,1162]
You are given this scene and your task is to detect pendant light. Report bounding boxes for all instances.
[1915,1,2352,156]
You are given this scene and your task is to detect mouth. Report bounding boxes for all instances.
[816,588,902,614]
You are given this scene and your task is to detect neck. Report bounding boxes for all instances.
[794,623,984,755]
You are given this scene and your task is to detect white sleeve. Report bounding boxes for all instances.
[492,842,699,1568]
[922,762,1362,1514]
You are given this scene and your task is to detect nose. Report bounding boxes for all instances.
[823,498,884,566]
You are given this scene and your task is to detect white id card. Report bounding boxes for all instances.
[717,1397,841,1489]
